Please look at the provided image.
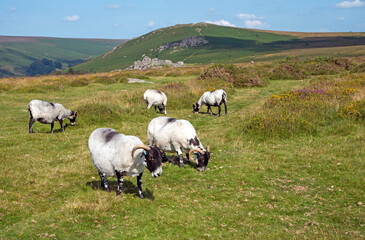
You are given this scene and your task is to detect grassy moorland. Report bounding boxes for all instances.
[74,23,365,73]
[0,58,364,239]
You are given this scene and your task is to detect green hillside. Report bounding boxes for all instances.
[74,23,365,73]
[0,36,126,77]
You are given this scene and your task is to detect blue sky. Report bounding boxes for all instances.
[1,0,365,39]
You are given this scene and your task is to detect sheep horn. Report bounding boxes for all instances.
[131,145,151,159]
[188,148,205,161]
[206,145,210,152]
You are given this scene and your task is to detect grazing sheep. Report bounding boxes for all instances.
[144,89,167,114]
[88,128,162,198]
[27,99,77,133]
[193,89,227,116]
[147,117,210,171]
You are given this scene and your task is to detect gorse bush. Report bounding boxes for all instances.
[339,99,365,120]
[245,73,365,139]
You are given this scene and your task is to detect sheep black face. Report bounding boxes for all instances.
[143,146,163,178]
[193,103,200,113]
[69,111,78,126]
[196,151,210,172]
[189,146,210,172]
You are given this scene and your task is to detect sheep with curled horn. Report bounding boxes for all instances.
[88,128,162,199]
[147,117,210,171]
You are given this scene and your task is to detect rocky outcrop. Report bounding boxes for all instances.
[158,36,209,52]
[127,56,184,70]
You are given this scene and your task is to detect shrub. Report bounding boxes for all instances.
[245,112,316,138]
[339,99,365,120]
[245,73,365,139]
[196,64,266,89]
[350,62,365,73]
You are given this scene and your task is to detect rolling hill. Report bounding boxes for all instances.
[0,36,126,77]
[74,22,365,73]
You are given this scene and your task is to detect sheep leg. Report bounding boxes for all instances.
[217,105,221,117]
[29,116,36,133]
[163,104,167,115]
[137,172,144,199]
[98,171,111,192]
[224,101,227,115]
[207,105,212,114]
[50,122,55,133]
[178,154,185,168]
[115,170,123,196]
[59,119,64,132]
[186,153,190,165]
[154,106,157,112]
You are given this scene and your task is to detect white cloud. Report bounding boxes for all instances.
[244,20,270,29]
[205,20,236,27]
[105,5,120,9]
[10,7,16,12]
[147,21,155,27]
[63,15,80,22]
[207,8,215,12]
[337,17,346,20]
[236,13,259,20]
[336,0,365,8]
[236,13,269,29]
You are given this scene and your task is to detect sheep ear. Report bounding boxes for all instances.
[155,142,160,148]
[75,111,78,117]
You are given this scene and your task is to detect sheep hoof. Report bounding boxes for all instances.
[179,163,185,168]
[139,193,145,199]
[116,191,122,196]
[105,187,111,192]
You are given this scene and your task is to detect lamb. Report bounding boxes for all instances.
[88,128,162,198]
[143,89,167,114]
[147,117,210,171]
[27,99,77,133]
[193,89,227,116]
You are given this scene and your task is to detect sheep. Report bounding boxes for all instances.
[193,89,227,116]
[143,89,167,114]
[88,128,162,198]
[27,99,77,133]
[147,117,210,171]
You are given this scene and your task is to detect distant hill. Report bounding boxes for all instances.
[0,36,127,77]
[74,23,365,73]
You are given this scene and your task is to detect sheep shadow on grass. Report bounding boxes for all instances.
[195,111,219,116]
[86,180,155,200]
[166,155,197,170]
[32,123,70,134]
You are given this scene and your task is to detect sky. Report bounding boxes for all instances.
[1,0,365,39]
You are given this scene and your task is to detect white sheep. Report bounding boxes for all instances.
[193,89,227,116]
[27,99,77,133]
[143,89,167,114]
[88,128,162,198]
[147,117,210,171]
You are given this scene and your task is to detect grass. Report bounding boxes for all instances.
[0,62,364,239]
